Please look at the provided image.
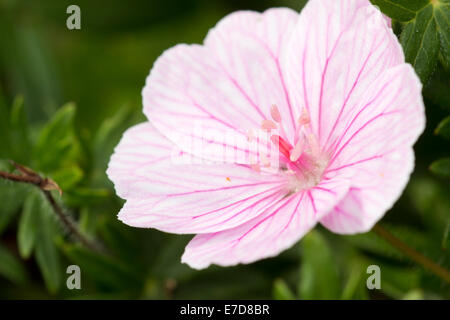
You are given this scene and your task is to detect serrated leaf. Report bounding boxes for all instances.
[17,191,41,258]
[370,0,429,22]
[299,231,341,299]
[430,158,450,178]
[401,4,440,84]
[435,116,450,139]
[34,103,82,172]
[434,1,450,65]
[0,243,29,284]
[273,278,296,300]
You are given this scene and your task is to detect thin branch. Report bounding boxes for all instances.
[0,161,102,253]
[373,224,450,283]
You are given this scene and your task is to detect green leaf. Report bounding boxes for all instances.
[434,1,450,65]
[370,0,429,22]
[0,91,13,158]
[400,4,440,84]
[341,258,369,300]
[0,179,27,235]
[373,1,450,84]
[17,191,41,258]
[0,95,30,162]
[60,243,142,291]
[430,158,450,178]
[9,95,31,163]
[435,115,450,139]
[408,178,450,249]
[91,105,135,188]
[344,232,405,261]
[49,165,84,190]
[273,278,296,300]
[64,187,110,206]
[34,103,82,172]
[34,198,62,293]
[376,263,421,299]
[402,289,425,300]
[0,243,29,284]
[299,231,341,299]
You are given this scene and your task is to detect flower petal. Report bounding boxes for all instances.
[283,0,404,146]
[321,149,414,233]
[283,0,424,234]
[181,178,349,269]
[143,8,299,162]
[320,65,424,233]
[107,122,287,234]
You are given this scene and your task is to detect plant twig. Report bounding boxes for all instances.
[373,224,450,283]
[0,161,102,253]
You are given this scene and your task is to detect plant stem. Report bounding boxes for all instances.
[0,161,102,253]
[373,224,450,283]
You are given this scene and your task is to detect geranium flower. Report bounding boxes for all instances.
[107,0,425,269]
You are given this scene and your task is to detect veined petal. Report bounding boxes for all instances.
[320,65,424,233]
[283,0,404,146]
[181,178,350,269]
[321,149,414,233]
[107,122,287,234]
[143,8,299,162]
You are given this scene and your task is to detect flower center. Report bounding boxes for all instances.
[261,105,329,193]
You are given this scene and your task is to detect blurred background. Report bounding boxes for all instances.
[0,0,449,299]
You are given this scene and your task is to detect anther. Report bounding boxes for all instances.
[298,108,310,126]
[289,140,303,162]
[270,105,282,123]
[261,119,277,131]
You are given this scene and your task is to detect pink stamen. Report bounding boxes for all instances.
[271,134,292,160]
[298,108,310,126]
[290,140,303,162]
[270,104,282,123]
[307,133,320,157]
[260,153,270,167]
[247,129,254,142]
[261,119,277,131]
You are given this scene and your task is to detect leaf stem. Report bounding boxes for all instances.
[373,224,450,283]
[0,161,102,253]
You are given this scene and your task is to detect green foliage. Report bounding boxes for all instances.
[370,0,430,22]
[435,116,450,139]
[373,0,450,83]
[273,278,296,300]
[0,244,29,285]
[34,103,82,172]
[299,231,340,299]
[430,158,450,178]
[18,191,41,258]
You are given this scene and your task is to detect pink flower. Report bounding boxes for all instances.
[107,0,425,269]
